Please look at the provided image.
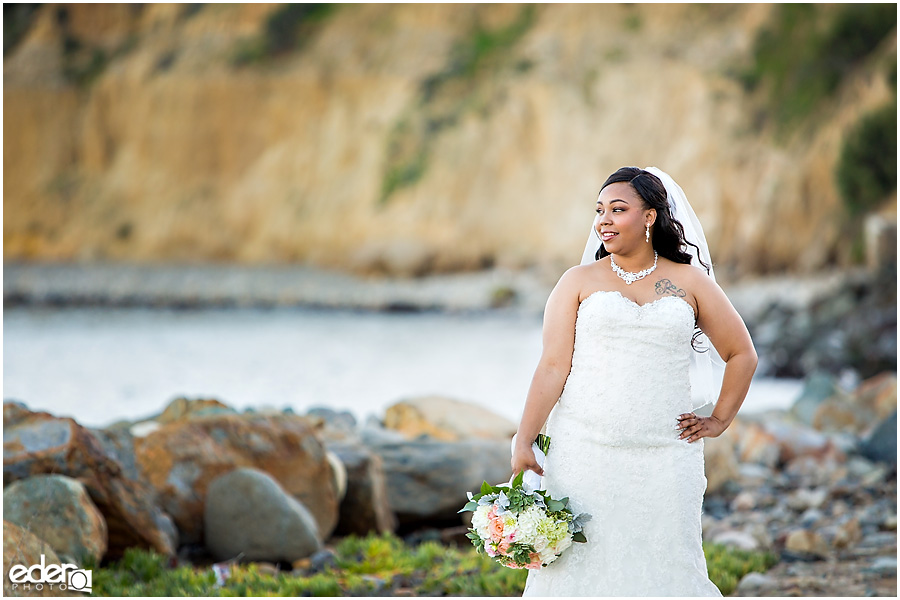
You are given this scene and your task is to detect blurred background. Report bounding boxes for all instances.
[2,3,897,594]
[4,2,895,424]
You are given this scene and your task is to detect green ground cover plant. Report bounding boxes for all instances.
[91,532,777,596]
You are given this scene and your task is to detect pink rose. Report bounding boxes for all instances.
[489,517,504,542]
[498,541,511,554]
[525,552,543,570]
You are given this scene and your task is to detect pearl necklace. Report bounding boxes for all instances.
[610,251,658,285]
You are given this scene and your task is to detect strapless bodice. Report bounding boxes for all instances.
[549,290,697,448]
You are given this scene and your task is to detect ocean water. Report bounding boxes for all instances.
[3,306,802,429]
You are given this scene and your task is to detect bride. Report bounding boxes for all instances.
[511,166,758,596]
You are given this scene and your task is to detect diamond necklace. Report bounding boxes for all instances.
[610,251,658,285]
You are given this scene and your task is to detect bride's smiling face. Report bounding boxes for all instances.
[594,182,656,253]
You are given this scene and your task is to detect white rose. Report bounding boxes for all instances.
[471,505,492,538]
[539,545,558,564]
[554,534,573,555]
[514,505,543,545]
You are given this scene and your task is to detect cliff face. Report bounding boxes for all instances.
[3,4,896,278]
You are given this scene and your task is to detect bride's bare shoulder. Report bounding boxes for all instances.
[549,261,610,303]
[558,260,609,286]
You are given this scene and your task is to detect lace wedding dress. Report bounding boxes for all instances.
[522,290,722,597]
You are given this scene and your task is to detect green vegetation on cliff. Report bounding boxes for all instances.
[232,3,337,66]
[91,532,776,596]
[742,4,896,135]
[380,6,536,205]
[836,101,898,216]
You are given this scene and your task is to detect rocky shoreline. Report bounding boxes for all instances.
[3,371,896,596]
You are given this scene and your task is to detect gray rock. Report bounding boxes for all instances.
[730,491,757,512]
[738,463,774,487]
[791,372,840,425]
[864,556,897,576]
[787,487,828,511]
[3,474,107,565]
[859,410,897,466]
[360,425,409,445]
[327,442,397,536]
[846,456,881,479]
[800,508,824,527]
[858,532,898,550]
[367,438,511,525]
[737,572,778,594]
[712,529,761,551]
[306,407,357,432]
[89,427,142,482]
[204,467,321,563]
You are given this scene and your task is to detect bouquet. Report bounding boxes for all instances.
[459,434,591,570]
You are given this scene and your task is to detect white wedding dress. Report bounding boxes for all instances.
[522,290,722,597]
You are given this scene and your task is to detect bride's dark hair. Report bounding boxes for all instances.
[595,166,710,275]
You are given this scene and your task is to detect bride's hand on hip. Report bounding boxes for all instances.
[511,445,544,477]
[676,413,726,443]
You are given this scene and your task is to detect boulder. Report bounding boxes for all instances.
[784,448,848,488]
[104,397,238,434]
[764,420,839,464]
[133,412,339,544]
[156,397,236,424]
[735,422,780,468]
[791,372,842,426]
[3,475,107,565]
[306,407,358,437]
[854,372,898,419]
[859,410,897,466]
[383,396,517,441]
[813,373,897,434]
[3,404,177,559]
[204,468,321,563]
[327,442,397,536]
[3,521,77,597]
[702,433,740,494]
[367,437,511,525]
[784,529,829,560]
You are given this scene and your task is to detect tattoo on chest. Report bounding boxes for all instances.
[655,278,686,298]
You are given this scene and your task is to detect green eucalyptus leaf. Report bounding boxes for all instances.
[512,470,525,488]
[573,532,587,543]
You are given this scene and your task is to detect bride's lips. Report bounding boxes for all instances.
[600,231,618,242]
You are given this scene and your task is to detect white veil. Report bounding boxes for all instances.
[580,166,725,410]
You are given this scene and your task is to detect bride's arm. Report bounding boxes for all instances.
[511,267,581,476]
[678,272,758,442]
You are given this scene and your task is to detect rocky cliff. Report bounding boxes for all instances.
[3,3,896,277]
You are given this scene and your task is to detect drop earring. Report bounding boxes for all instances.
[645,224,650,243]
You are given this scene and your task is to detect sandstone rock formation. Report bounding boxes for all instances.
[133,412,340,544]
[3,4,896,276]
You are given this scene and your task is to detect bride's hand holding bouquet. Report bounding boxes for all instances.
[460,434,590,570]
